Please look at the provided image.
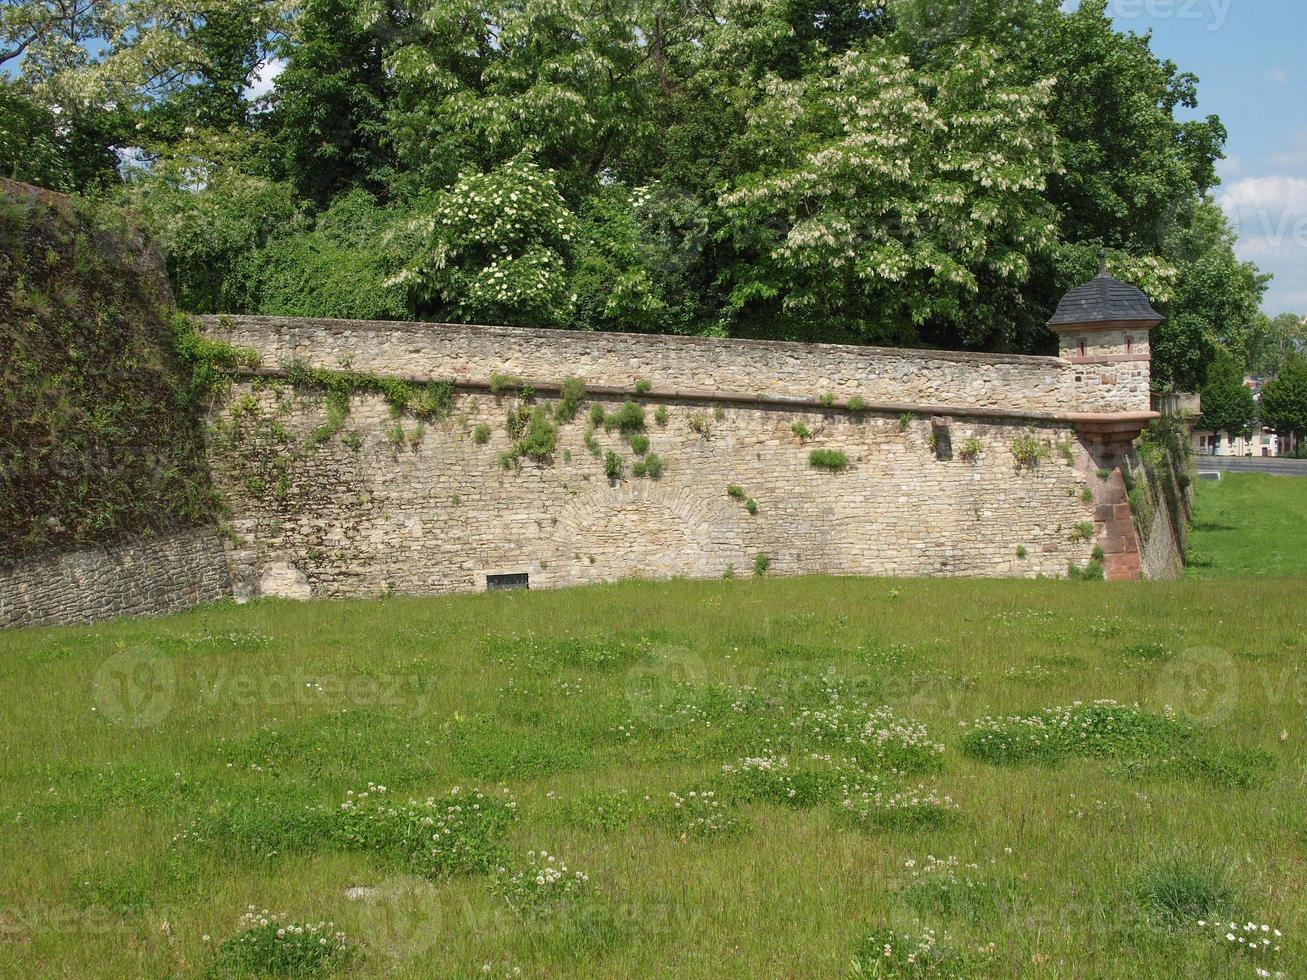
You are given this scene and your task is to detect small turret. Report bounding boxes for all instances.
[1047,251,1162,365]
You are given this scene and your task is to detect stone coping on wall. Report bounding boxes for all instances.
[236,364,1159,431]
[202,315,1154,417]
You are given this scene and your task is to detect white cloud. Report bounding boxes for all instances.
[1268,66,1289,85]
[244,58,285,101]
[1216,155,1246,181]
[1218,176,1307,316]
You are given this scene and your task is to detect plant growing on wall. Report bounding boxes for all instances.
[554,377,587,422]
[500,407,557,467]
[629,434,650,455]
[473,423,491,445]
[1010,433,1051,468]
[654,405,668,426]
[958,437,982,462]
[753,553,771,578]
[809,449,849,472]
[633,452,663,478]
[727,485,746,500]
[687,412,710,436]
[791,421,811,443]
[603,450,624,480]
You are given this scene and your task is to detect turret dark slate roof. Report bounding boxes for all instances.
[1048,271,1163,327]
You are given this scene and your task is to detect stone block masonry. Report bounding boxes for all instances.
[203,316,1154,418]
[0,527,231,628]
[203,313,1148,602]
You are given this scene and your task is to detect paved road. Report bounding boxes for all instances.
[1193,456,1307,477]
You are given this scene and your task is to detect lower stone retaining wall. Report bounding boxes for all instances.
[209,382,1111,600]
[0,527,231,628]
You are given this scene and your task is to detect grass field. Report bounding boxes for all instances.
[1,572,1304,978]
[1189,473,1307,578]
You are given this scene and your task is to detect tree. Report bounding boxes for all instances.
[719,41,1061,349]
[1198,347,1255,440]
[264,0,397,206]
[1151,197,1268,391]
[1259,353,1307,447]
[1236,312,1307,378]
[0,81,70,190]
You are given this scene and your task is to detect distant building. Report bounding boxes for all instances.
[1191,376,1299,456]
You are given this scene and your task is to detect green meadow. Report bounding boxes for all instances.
[1188,473,1307,578]
[1,564,1304,978]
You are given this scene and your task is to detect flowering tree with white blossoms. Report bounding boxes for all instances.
[392,158,579,327]
[721,41,1062,349]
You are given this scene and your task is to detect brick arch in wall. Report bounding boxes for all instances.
[554,483,743,580]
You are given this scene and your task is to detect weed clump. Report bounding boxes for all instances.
[809,449,849,472]
[211,908,355,977]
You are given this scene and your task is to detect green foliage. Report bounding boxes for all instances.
[392,160,577,327]
[744,498,758,516]
[0,82,72,191]
[634,379,653,395]
[629,434,650,456]
[898,413,914,432]
[791,421,811,443]
[473,423,491,445]
[808,449,850,472]
[632,452,663,479]
[846,396,868,413]
[502,407,558,466]
[958,438,982,462]
[211,911,356,978]
[226,190,410,320]
[0,190,222,560]
[727,485,746,501]
[753,553,770,578]
[1073,522,1095,542]
[1016,546,1028,559]
[654,405,668,427]
[603,451,624,480]
[686,413,710,436]
[1199,347,1257,437]
[1135,856,1234,927]
[1259,352,1307,442]
[602,401,646,436]
[555,377,587,422]
[961,701,1188,766]
[1010,433,1050,467]
[284,363,455,422]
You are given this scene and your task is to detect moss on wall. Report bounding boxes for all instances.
[0,179,236,564]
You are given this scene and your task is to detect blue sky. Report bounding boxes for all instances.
[1066,0,1307,315]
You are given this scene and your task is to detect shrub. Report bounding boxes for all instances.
[654,405,668,426]
[583,429,601,457]
[604,401,645,435]
[687,412,710,435]
[589,403,606,426]
[1081,487,1094,503]
[505,405,530,440]
[753,553,771,577]
[473,423,491,445]
[1010,433,1050,467]
[819,393,835,407]
[1058,441,1076,466]
[634,379,653,394]
[847,395,867,413]
[1068,559,1105,580]
[899,412,915,432]
[745,498,758,515]
[809,449,849,472]
[502,407,557,465]
[211,909,355,977]
[791,421,812,442]
[555,377,586,422]
[603,451,624,480]
[633,452,663,478]
[727,484,746,500]
[629,434,650,455]
[958,437,982,461]
[1016,546,1028,558]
